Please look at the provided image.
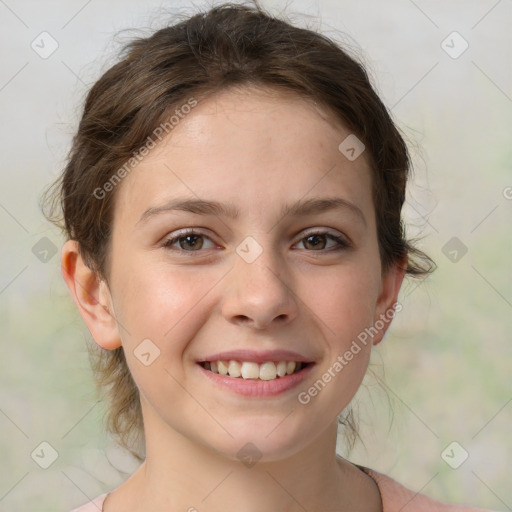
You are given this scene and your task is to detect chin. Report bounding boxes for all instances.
[203,414,319,464]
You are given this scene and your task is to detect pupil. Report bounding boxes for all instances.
[180,234,203,250]
[306,234,325,250]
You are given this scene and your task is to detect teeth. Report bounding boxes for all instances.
[202,360,306,380]
[276,361,287,377]
[241,362,259,379]
[228,360,241,378]
[217,360,228,376]
[259,362,277,381]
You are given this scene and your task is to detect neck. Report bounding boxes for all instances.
[106,404,382,512]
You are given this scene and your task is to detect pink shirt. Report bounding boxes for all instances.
[68,466,495,511]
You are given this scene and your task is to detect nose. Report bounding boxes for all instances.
[221,244,299,330]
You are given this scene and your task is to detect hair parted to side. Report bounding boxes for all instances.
[42,0,435,462]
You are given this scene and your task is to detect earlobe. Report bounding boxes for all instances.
[372,258,407,346]
[61,240,122,350]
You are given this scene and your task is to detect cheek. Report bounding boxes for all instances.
[298,262,381,411]
[111,259,214,355]
[306,261,382,345]
[110,263,216,411]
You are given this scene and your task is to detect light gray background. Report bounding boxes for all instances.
[0,0,511,510]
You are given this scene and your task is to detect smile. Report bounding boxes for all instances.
[199,360,308,380]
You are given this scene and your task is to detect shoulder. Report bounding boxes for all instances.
[68,493,108,512]
[358,465,496,512]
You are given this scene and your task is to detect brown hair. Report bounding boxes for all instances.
[42,1,435,461]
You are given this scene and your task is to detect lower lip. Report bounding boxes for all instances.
[196,363,315,397]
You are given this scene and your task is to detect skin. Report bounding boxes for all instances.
[62,86,405,511]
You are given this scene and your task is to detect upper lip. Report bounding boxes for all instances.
[197,349,315,364]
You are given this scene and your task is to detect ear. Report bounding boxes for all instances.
[61,240,122,350]
[372,257,407,346]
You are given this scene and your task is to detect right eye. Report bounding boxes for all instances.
[162,229,217,252]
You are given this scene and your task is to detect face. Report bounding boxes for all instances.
[86,87,403,461]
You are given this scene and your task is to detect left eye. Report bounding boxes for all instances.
[295,232,349,251]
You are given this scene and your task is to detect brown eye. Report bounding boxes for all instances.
[177,234,204,250]
[296,231,350,251]
[163,231,215,252]
[303,234,328,250]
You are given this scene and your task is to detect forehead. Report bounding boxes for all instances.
[114,86,373,225]
[163,86,350,159]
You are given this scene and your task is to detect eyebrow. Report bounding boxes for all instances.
[137,196,366,227]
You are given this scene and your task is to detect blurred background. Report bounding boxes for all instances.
[0,0,510,510]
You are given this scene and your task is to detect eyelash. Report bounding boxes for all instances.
[161,229,351,254]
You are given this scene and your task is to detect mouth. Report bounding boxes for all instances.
[195,349,316,397]
[198,360,311,381]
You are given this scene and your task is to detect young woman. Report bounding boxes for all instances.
[43,2,495,511]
